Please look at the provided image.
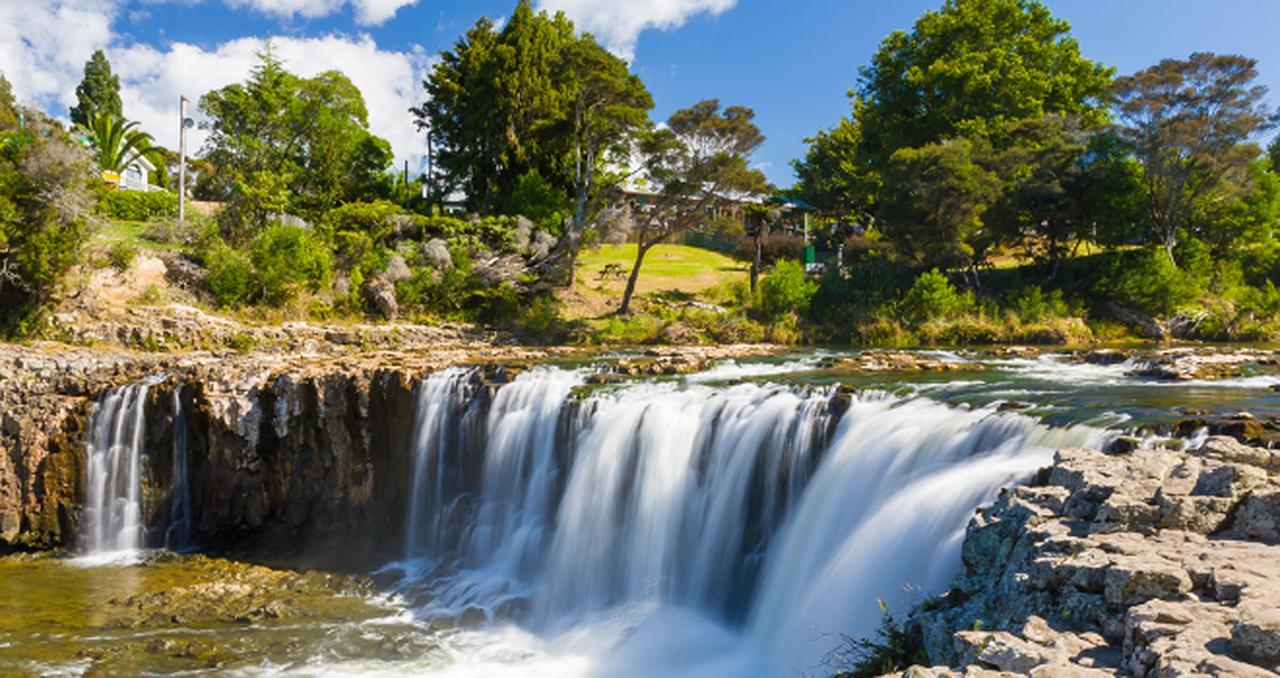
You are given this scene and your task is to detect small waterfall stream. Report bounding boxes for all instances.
[82,379,157,557]
[397,366,1108,673]
[165,386,192,550]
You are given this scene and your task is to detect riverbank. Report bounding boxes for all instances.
[898,434,1280,676]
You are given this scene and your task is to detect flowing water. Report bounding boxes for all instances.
[6,351,1279,676]
[80,378,160,561]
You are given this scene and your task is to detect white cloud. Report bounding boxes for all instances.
[0,1,432,169]
[536,0,736,60]
[223,0,419,26]
[0,0,117,114]
[115,36,432,168]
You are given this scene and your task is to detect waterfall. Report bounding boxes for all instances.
[404,367,481,561]
[164,386,192,550]
[82,379,158,556]
[397,366,1107,673]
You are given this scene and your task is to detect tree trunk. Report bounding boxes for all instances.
[618,242,651,316]
[1164,231,1179,268]
[750,233,763,294]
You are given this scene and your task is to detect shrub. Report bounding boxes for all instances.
[1099,247,1201,316]
[202,240,253,308]
[758,259,818,320]
[99,190,178,221]
[1010,285,1071,323]
[733,233,808,265]
[249,224,332,305]
[322,200,411,244]
[107,241,137,272]
[502,170,569,233]
[899,269,973,323]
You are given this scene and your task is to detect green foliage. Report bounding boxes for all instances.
[249,225,332,305]
[855,0,1112,173]
[81,111,161,174]
[107,242,137,272]
[503,170,570,232]
[199,47,394,237]
[1099,247,1202,316]
[878,138,1001,270]
[70,50,123,129]
[0,91,96,336]
[99,190,178,221]
[1112,52,1275,264]
[201,238,253,308]
[322,200,412,244]
[758,259,818,319]
[899,269,974,323]
[827,606,928,677]
[1010,285,1072,322]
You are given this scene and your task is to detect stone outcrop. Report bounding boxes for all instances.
[906,436,1280,677]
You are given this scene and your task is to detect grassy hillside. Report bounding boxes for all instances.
[565,244,748,319]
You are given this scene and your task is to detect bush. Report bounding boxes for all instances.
[1010,285,1071,322]
[249,224,332,305]
[322,200,412,244]
[733,233,808,265]
[899,269,973,323]
[107,242,137,272]
[202,240,253,308]
[1099,247,1201,316]
[502,170,569,233]
[758,259,818,319]
[99,190,178,221]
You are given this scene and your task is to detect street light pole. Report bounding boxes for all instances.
[178,95,188,223]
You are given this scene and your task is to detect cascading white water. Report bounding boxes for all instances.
[165,386,192,550]
[82,379,158,556]
[397,365,1108,674]
[405,368,480,561]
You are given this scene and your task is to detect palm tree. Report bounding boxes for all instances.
[82,110,160,173]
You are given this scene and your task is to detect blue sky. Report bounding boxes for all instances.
[6,0,1280,185]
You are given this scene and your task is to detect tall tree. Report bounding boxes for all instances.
[854,0,1112,175]
[790,116,875,222]
[540,34,653,282]
[200,48,393,240]
[70,50,123,128]
[1112,52,1276,266]
[415,1,577,213]
[988,116,1143,278]
[618,100,769,315]
[876,137,1001,285]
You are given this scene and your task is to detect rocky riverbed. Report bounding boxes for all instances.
[903,435,1280,676]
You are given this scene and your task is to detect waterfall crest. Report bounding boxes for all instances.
[82,379,157,557]
[397,366,1106,673]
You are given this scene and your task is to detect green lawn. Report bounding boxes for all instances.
[567,244,749,318]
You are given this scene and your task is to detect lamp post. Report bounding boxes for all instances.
[178,96,192,222]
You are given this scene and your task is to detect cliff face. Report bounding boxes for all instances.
[0,344,523,566]
[912,436,1280,676]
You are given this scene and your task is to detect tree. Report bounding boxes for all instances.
[200,47,393,240]
[618,100,769,315]
[542,33,653,282]
[81,110,160,173]
[1111,52,1275,266]
[854,0,1112,175]
[70,50,123,128]
[1,79,97,335]
[988,116,1143,278]
[791,116,875,222]
[876,138,1001,285]
[415,1,577,213]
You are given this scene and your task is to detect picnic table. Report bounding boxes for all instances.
[597,263,626,281]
